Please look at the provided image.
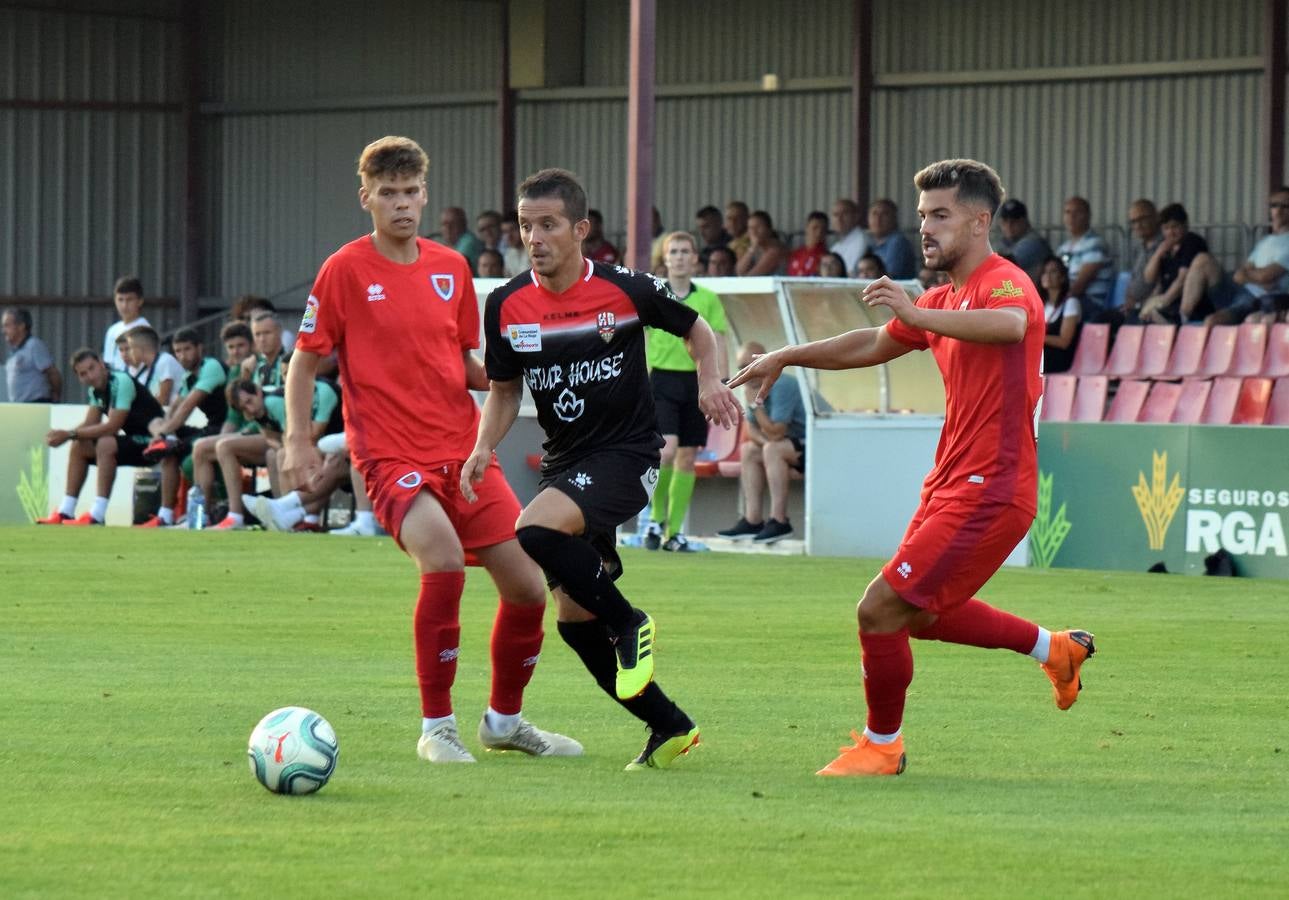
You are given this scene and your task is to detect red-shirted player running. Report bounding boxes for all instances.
[730,159,1095,776]
[281,136,581,765]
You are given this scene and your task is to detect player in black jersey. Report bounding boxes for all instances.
[462,168,740,770]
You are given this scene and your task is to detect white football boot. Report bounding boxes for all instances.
[417,720,477,764]
[477,714,584,757]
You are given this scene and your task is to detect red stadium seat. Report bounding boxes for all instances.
[1196,325,1238,378]
[1102,325,1144,378]
[1229,322,1269,376]
[1068,323,1109,375]
[1040,374,1076,422]
[1171,379,1211,424]
[1135,324,1176,377]
[1106,379,1150,422]
[1161,326,1207,379]
[1200,377,1242,425]
[694,420,742,477]
[1140,381,1182,423]
[1232,377,1273,425]
[1268,377,1289,425]
[1072,375,1108,422]
[1261,323,1289,377]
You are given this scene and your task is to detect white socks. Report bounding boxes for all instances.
[1029,627,1052,663]
[863,727,902,745]
[59,495,77,517]
[354,510,375,528]
[158,507,174,525]
[485,708,521,735]
[422,714,456,734]
[90,496,109,522]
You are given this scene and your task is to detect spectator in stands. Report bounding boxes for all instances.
[477,248,506,277]
[716,340,806,545]
[695,205,732,265]
[1055,197,1115,319]
[476,209,502,250]
[139,327,230,528]
[438,206,483,273]
[706,245,737,276]
[231,295,295,352]
[1122,199,1162,322]
[582,209,621,264]
[644,231,730,553]
[735,210,786,275]
[499,212,528,276]
[1211,186,1289,325]
[918,265,949,290]
[864,199,917,279]
[857,253,888,280]
[649,207,667,273]
[3,307,61,402]
[36,348,163,526]
[787,211,829,276]
[725,200,752,261]
[102,276,151,372]
[220,321,253,370]
[819,252,849,278]
[1038,257,1081,373]
[830,198,867,274]
[996,199,1051,286]
[1139,203,1232,324]
[125,326,185,407]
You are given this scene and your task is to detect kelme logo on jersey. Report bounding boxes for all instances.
[430,273,454,301]
[508,323,542,352]
[300,295,319,333]
[597,311,615,342]
[553,388,584,422]
[367,283,386,302]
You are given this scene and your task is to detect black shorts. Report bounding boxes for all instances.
[539,448,660,586]
[115,435,153,467]
[650,369,708,447]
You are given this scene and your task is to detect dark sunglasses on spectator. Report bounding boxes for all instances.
[1270,202,1289,210]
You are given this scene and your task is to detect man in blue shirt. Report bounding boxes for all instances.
[717,341,807,544]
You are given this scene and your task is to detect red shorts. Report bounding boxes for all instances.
[361,456,521,561]
[880,496,1033,614]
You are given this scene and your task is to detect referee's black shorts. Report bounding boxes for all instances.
[650,368,708,447]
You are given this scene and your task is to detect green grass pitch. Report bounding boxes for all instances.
[2,526,1286,898]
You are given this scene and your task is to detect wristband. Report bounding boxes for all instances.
[70,427,78,440]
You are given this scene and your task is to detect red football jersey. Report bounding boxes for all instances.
[885,254,1044,513]
[296,236,481,468]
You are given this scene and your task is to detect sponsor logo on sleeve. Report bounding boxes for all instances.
[989,280,1024,298]
[508,323,542,352]
[430,273,455,301]
[300,295,320,333]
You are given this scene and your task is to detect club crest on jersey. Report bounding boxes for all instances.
[430,273,454,301]
[597,311,616,343]
[300,295,319,333]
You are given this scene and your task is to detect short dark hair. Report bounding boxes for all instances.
[220,321,253,344]
[2,307,32,331]
[708,246,736,263]
[71,347,99,366]
[251,311,281,327]
[998,198,1028,221]
[750,210,774,229]
[806,211,828,226]
[913,158,1005,218]
[172,327,202,347]
[478,247,504,264]
[696,205,721,221]
[114,275,143,297]
[125,325,160,350]
[1159,203,1189,226]
[517,168,588,223]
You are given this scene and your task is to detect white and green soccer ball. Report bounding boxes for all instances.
[247,706,338,795]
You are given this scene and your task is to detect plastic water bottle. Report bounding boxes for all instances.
[188,485,206,530]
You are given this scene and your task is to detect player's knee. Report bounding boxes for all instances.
[94,436,115,458]
[857,579,901,633]
[739,441,760,462]
[515,524,568,566]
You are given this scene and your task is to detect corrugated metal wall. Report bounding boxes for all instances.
[0,4,185,298]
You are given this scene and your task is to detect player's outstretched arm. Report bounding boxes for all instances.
[682,317,740,428]
[461,376,522,502]
[728,327,908,405]
[864,277,1025,343]
[281,349,324,491]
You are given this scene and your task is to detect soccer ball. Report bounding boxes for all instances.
[247,706,339,795]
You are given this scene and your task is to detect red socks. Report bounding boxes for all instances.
[911,598,1039,654]
[414,572,465,718]
[858,628,913,736]
[488,600,546,716]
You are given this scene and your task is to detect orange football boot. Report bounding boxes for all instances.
[1041,630,1096,710]
[35,510,73,525]
[816,730,907,777]
[134,515,164,528]
[62,512,104,526]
